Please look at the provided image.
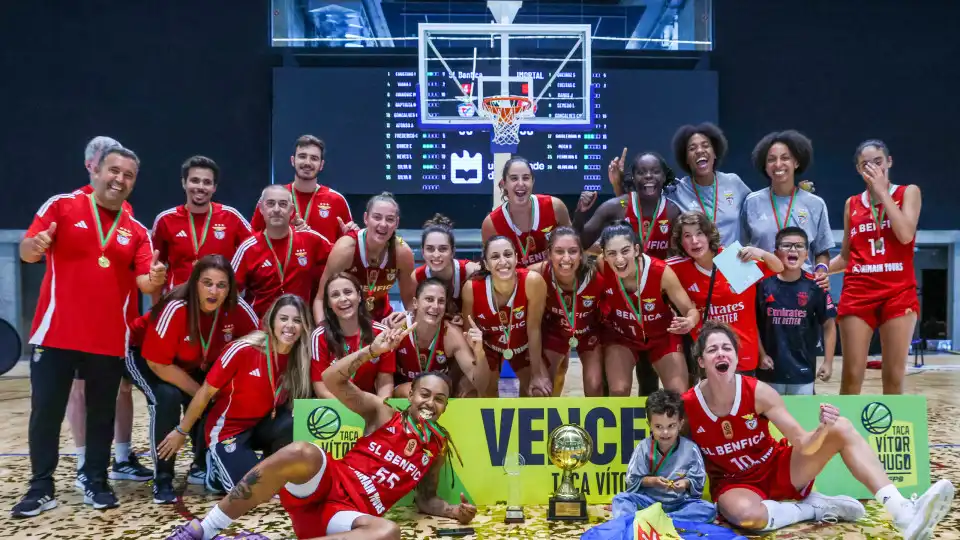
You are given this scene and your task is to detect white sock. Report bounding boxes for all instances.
[114,442,131,463]
[875,484,908,521]
[76,446,86,471]
[760,500,816,531]
[201,505,234,540]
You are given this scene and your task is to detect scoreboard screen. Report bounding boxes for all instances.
[272,67,717,195]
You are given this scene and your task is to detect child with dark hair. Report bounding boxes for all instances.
[611,389,716,522]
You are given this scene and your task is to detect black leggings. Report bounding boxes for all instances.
[124,348,208,483]
[208,407,293,489]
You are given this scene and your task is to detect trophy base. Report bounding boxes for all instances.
[504,506,525,523]
[547,495,588,521]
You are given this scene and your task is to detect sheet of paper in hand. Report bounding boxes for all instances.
[714,241,764,294]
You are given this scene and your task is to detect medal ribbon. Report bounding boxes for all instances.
[359,229,379,302]
[693,175,718,222]
[198,308,220,361]
[552,269,578,337]
[649,441,677,476]
[632,193,662,248]
[508,201,536,259]
[617,258,647,342]
[88,194,122,258]
[294,186,318,223]
[493,277,518,354]
[404,413,431,444]
[188,204,213,259]
[869,195,887,239]
[412,321,442,373]
[264,338,283,409]
[262,228,294,284]
[341,336,364,380]
[769,189,797,231]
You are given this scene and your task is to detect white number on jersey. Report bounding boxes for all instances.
[868,238,886,257]
[373,467,400,489]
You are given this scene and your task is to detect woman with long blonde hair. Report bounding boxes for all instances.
[156,294,314,491]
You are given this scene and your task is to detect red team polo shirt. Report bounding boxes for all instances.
[205,340,290,445]
[140,298,259,372]
[250,183,352,242]
[231,230,332,317]
[668,253,777,371]
[310,323,396,394]
[27,191,153,357]
[152,203,253,291]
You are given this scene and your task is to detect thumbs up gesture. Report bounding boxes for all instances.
[149,249,167,285]
[452,492,477,524]
[32,222,57,255]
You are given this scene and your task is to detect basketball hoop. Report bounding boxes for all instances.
[480,95,534,148]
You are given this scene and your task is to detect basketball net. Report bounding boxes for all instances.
[479,95,534,148]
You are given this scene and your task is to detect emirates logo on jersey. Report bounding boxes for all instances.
[742,413,758,430]
[214,224,226,240]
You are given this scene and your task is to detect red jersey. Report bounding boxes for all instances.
[231,229,332,317]
[488,194,558,267]
[668,254,776,371]
[250,183,351,242]
[337,411,446,516]
[394,313,453,380]
[346,229,401,321]
[843,185,916,293]
[205,340,290,444]
[468,269,531,358]
[543,264,605,342]
[140,297,259,372]
[27,191,153,357]
[152,203,253,291]
[413,259,472,315]
[683,375,780,484]
[622,194,672,260]
[310,322,396,394]
[600,255,674,347]
[78,185,140,324]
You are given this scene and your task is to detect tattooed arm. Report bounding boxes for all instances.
[322,323,416,430]
[415,457,477,524]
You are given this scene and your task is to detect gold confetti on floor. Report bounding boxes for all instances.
[0,356,957,539]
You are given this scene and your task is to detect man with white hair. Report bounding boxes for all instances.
[67,136,152,494]
[232,185,332,318]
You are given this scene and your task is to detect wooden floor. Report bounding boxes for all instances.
[0,356,958,539]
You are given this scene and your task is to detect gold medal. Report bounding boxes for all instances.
[569,336,578,348]
[503,349,514,360]
[98,255,110,268]
[365,296,376,311]
[876,238,884,252]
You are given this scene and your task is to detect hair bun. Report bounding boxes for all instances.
[424,213,454,229]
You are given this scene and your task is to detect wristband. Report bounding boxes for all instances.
[175,425,188,436]
[814,263,829,273]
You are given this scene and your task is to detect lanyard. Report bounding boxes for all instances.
[198,308,220,361]
[507,201,535,259]
[617,258,647,342]
[649,441,677,475]
[769,189,797,231]
[188,205,213,258]
[492,277,518,351]
[263,229,294,283]
[88,194,121,257]
[294,186,318,223]
[869,195,887,236]
[263,339,283,409]
[552,269,578,335]
[404,412,444,445]
[411,321,442,373]
[693,176,718,222]
[632,193,662,248]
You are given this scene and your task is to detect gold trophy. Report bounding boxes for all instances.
[547,424,593,521]
[503,452,525,523]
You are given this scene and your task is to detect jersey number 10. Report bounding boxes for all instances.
[729,455,760,472]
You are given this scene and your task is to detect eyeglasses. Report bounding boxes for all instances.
[778,242,807,251]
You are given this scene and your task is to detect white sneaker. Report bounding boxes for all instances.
[802,491,866,523]
[895,479,955,540]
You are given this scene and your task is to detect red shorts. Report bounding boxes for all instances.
[838,285,919,330]
[602,328,682,363]
[542,328,601,356]
[279,450,368,538]
[711,440,813,502]
[483,346,530,372]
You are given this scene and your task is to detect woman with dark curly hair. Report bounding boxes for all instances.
[574,151,681,260]
[740,130,833,280]
[665,123,751,247]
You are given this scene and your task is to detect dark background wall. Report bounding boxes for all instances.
[2,0,957,231]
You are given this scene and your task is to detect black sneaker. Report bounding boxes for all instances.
[11,491,57,518]
[109,453,152,482]
[152,480,177,505]
[83,481,119,510]
[187,463,206,486]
